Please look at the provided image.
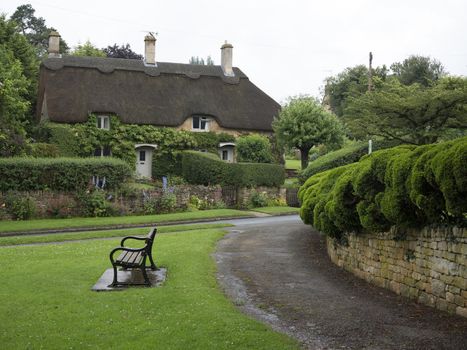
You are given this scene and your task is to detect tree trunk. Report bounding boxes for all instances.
[300,148,310,170]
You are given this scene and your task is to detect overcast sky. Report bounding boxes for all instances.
[3,0,467,103]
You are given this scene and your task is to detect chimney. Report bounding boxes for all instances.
[221,41,234,76]
[48,31,61,58]
[144,34,156,66]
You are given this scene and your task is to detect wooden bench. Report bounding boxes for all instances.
[108,227,158,287]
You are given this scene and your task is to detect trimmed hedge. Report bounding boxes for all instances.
[181,151,285,187]
[0,157,132,192]
[298,137,467,238]
[299,139,400,182]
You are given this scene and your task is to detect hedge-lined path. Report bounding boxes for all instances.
[215,216,467,350]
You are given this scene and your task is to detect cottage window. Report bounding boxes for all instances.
[94,146,111,157]
[192,116,209,131]
[97,115,110,130]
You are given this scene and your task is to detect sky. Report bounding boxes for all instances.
[3,0,467,103]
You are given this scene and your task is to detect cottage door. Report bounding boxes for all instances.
[135,147,154,179]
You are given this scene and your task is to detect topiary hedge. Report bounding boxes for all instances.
[0,157,132,192]
[181,151,285,187]
[299,139,400,182]
[298,137,467,238]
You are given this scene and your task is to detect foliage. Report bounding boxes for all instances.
[152,152,183,178]
[4,192,36,220]
[190,131,235,152]
[28,142,60,157]
[71,40,106,57]
[77,190,113,217]
[181,151,285,187]
[299,139,400,182]
[299,137,467,238]
[324,64,388,117]
[0,157,131,192]
[236,134,273,163]
[391,55,445,87]
[273,96,345,169]
[344,77,467,145]
[189,56,214,65]
[10,4,69,56]
[103,43,143,59]
[248,191,269,208]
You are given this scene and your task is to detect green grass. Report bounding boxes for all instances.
[0,229,298,349]
[285,159,301,170]
[251,206,299,215]
[0,223,233,246]
[0,209,251,234]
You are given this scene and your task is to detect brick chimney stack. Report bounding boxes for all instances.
[144,34,156,66]
[221,41,234,77]
[48,31,61,58]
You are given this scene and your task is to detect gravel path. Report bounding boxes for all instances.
[215,217,467,350]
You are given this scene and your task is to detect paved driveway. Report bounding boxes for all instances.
[215,216,467,350]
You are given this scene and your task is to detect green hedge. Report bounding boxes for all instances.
[0,157,132,192]
[181,151,285,187]
[298,137,467,238]
[299,139,400,182]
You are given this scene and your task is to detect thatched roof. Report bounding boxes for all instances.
[37,56,280,132]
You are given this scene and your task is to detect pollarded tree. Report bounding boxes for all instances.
[273,96,345,169]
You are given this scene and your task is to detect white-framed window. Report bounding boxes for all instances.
[96,115,110,130]
[94,146,111,157]
[192,116,210,131]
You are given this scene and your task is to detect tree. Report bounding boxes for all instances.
[189,55,214,65]
[103,43,143,59]
[390,55,445,87]
[273,96,345,169]
[324,65,388,117]
[10,4,69,56]
[71,40,106,57]
[344,77,467,145]
[236,134,273,163]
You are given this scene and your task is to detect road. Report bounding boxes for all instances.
[215,215,467,350]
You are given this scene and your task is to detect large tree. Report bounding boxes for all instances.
[390,55,445,87]
[344,77,467,145]
[103,43,143,59]
[11,4,69,56]
[273,96,345,169]
[71,40,106,57]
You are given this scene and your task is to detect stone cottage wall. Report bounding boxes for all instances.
[326,227,467,317]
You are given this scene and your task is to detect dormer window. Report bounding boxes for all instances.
[192,116,210,131]
[97,115,110,130]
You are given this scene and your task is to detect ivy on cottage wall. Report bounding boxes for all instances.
[41,115,236,168]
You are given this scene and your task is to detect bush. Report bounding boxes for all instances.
[77,190,113,217]
[48,123,80,157]
[0,157,132,192]
[299,139,400,182]
[4,192,36,220]
[299,137,467,238]
[152,152,183,178]
[248,191,269,208]
[181,151,285,187]
[236,134,273,163]
[28,143,60,158]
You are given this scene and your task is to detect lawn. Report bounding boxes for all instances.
[0,209,252,234]
[285,158,301,170]
[251,206,299,215]
[0,223,233,246]
[0,229,298,349]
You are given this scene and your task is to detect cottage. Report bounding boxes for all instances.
[37,33,280,178]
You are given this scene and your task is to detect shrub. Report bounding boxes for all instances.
[4,192,36,220]
[299,139,400,182]
[181,151,285,187]
[152,152,183,178]
[249,191,269,208]
[48,123,80,157]
[78,190,113,217]
[29,143,60,158]
[0,157,132,192]
[236,134,273,163]
[299,137,467,238]
[46,194,76,218]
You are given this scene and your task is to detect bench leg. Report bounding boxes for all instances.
[109,265,119,287]
[148,253,158,271]
[141,266,151,286]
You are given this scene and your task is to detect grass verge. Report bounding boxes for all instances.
[0,209,251,234]
[0,223,233,246]
[251,206,299,215]
[285,158,301,170]
[0,229,298,349]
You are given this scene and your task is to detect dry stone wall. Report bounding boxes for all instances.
[326,227,467,317]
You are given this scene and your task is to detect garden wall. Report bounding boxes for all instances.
[326,227,467,317]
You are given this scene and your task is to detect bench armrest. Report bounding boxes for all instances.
[121,236,146,247]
